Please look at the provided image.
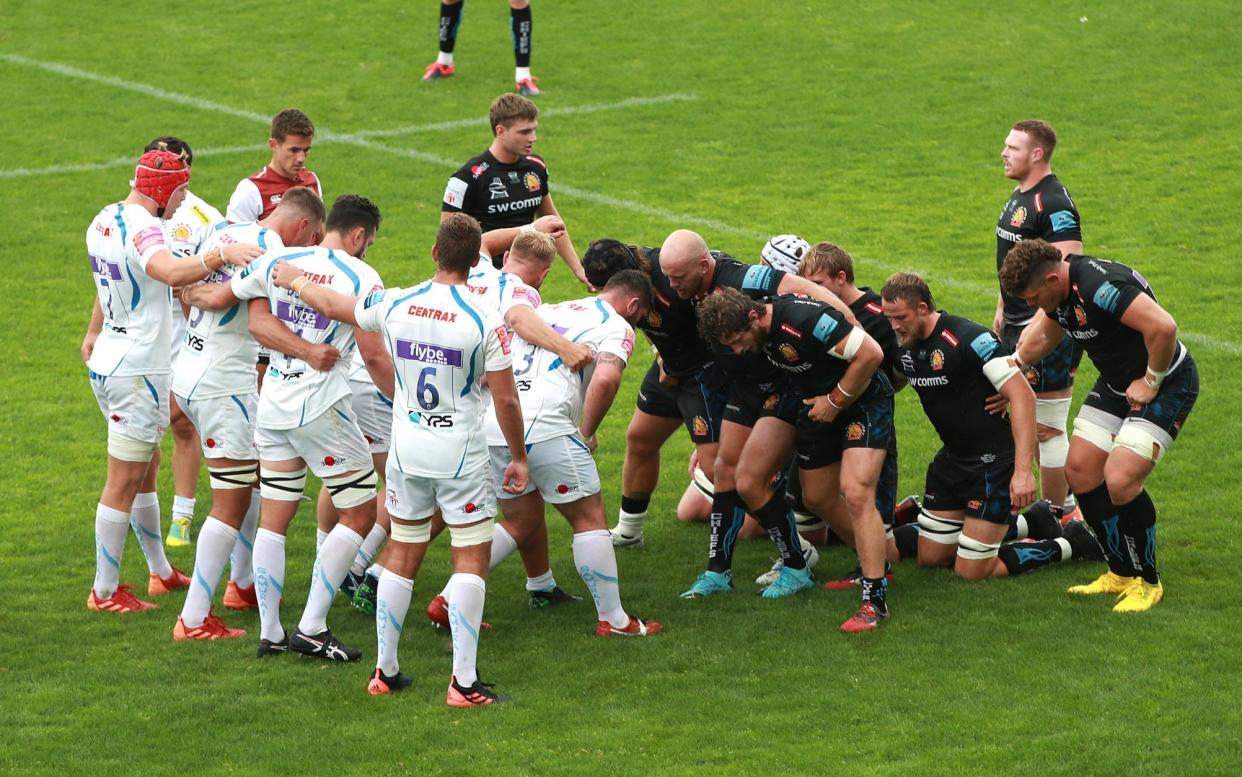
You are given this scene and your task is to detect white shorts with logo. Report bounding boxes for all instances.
[176,392,258,460]
[349,379,392,455]
[90,371,170,444]
[384,459,496,526]
[255,397,371,478]
[489,435,600,504]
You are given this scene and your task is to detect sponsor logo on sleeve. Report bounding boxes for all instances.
[443,177,469,207]
[1049,210,1078,233]
[969,332,998,360]
[811,314,838,342]
[621,330,635,357]
[1092,281,1121,314]
[133,225,166,255]
[395,340,464,366]
[495,325,512,355]
[742,264,775,292]
[363,289,387,309]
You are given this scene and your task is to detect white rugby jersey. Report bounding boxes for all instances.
[173,222,284,400]
[485,297,634,446]
[163,191,224,257]
[231,246,382,430]
[354,281,512,478]
[86,202,174,377]
[463,261,541,319]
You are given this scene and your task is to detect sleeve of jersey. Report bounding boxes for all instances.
[131,218,169,271]
[1083,272,1143,321]
[808,309,851,353]
[229,255,272,300]
[598,322,635,364]
[1037,192,1082,242]
[501,282,541,317]
[353,287,395,333]
[442,174,470,213]
[483,313,515,371]
[739,263,784,296]
[226,180,261,224]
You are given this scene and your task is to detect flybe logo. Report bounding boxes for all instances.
[396,340,463,367]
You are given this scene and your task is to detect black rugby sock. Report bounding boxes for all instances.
[438,2,463,53]
[707,490,744,574]
[1117,490,1159,584]
[861,576,888,615]
[893,523,920,560]
[1075,483,1134,576]
[998,539,1066,576]
[620,494,650,515]
[511,5,532,67]
[753,494,805,570]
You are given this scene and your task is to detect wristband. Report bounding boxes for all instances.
[835,383,856,399]
[290,276,311,295]
[826,394,844,411]
[519,222,537,235]
[200,253,211,273]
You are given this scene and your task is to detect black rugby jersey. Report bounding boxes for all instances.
[996,174,1081,325]
[633,246,721,378]
[761,296,855,396]
[850,288,900,385]
[896,313,1015,463]
[705,259,787,383]
[442,150,549,232]
[1053,255,1183,389]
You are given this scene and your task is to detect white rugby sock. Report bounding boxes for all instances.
[437,51,454,67]
[516,66,532,82]
[351,523,388,577]
[615,509,647,537]
[525,569,555,593]
[181,518,239,629]
[253,528,287,643]
[316,528,328,551]
[229,491,259,586]
[130,492,172,579]
[489,523,518,571]
[447,573,486,686]
[573,529,627,627]
[172,495,196,520]
[93,503,130,599]
[298,525,363,635]
[375,571,413,676]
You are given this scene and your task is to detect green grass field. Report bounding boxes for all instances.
[3,1,1241,774]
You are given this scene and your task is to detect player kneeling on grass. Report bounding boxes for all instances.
[274,213,527,705]
[1000,240,1198,612]
[184,195,391,661]
[83,148,265,613]
[170,188,326,640]
[696,289,893,632]
[482,270,662,637]
[881,272,1101,582]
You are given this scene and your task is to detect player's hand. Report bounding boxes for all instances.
[303,343,340,371]
[804,394,841,424]
[560,342,594,371]
[984,391,1009,416]
[222,242,264,267]
[687,449,699,477]
[1125,377,1158,408]
[992,309,1004,336]
[579,432,599,452]
[80,330,99,362]
[657,359,679,387]
[179,283,206,307]
[502,459,529,494]
[271,261,306,291]
[1010,467,1037,510]
[573,265,596,292]
[532,215,566,240]
[1035,425,1060,443]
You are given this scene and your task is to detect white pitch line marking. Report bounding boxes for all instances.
[0,144,269,179]
[5,52,1238,356]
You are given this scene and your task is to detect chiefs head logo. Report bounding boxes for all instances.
[172,224,191,241]
[1074,306,1088,327]
[778,343,799,363]
[930,349,945,371]
[967,499,983,511]
[691,416,709,438]
[524,172,541,192]
[762,393,779,411]
[646,310,662,328]
[846,422,865,441]
[1024,366,1040,387]
[1009,206,1027,227]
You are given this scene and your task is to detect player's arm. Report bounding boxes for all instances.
[355,328,395,399]
[146,242,264,288]
[489,366,529,494]
[578,352,626,447]
[983,354,1037,509]
[1049,240,1083,257]
[225,180,260,224]
[804,327,882,423]
[181,279,241,311]
[1119,293,1179,407]
[81,297,103,362]
[776,274,859,325]
[271,262,362,326]
[1014,309,1065,367]
[505,305,592,371]
[993,294,1005,335]
[480,215,567,257]
[535,194,587,286]
[246,298,341,372]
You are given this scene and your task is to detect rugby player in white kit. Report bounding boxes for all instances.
[183,194,392,661]
[83,148,263,613]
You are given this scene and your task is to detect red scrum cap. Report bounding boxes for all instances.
[132,149,191,209]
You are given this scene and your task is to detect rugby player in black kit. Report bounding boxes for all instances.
[697,288,891,632]
[442,93,587,284]
[881,273,1100,581]
[1001,241,1197,612]
[995,120,1084,522]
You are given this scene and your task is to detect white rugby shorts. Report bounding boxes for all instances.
[177,392,258,460]
[349,379,393,455]
[255,397,371,477]
[384,459,496,526]
[489,435,600,504]
[90,371,169,444]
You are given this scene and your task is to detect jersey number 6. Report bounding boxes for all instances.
[417,366,440,410]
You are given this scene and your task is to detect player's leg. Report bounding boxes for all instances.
[837,445,890,631]
[510,0,538,95]
[252,454,306,654]
[91,451,159,612]
[166,394,200,547]
[424,0,464,80]
[612,409,680,545]
[126,450,189,597]
[735,415,816,588]
[680,417,749,597]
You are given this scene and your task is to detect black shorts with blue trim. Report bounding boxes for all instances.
[922,449,1014,526]
[723,379,800,428]
[794,375,895,471]
[635,361,729,445]
[1000,321,1075,393]
[1079,351,1198,441]
[784,428,898,526]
